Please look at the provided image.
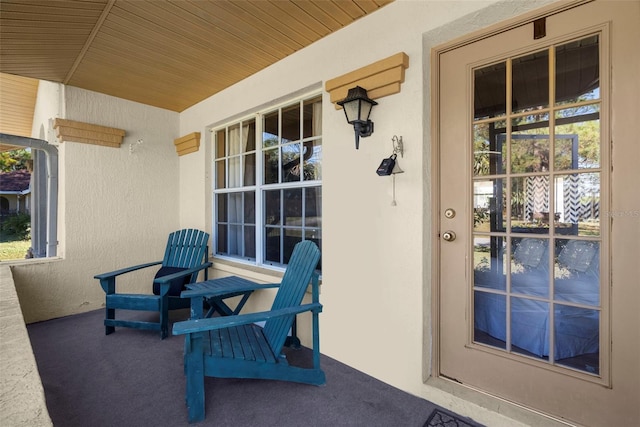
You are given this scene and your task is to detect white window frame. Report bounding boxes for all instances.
[211,92,322,270]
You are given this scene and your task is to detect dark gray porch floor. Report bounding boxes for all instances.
[27,309,482,427]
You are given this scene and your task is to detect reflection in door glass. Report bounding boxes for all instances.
[474,62,506,120]
[473,122,506,176]
[473,179,505,232]
[473,235,505,290]
[511,237,549,298]
[472,35,601,375]
[510,124,550,173]
[554,173,600,236]
[511,297,549,360]
[511,176,550,233]
[554,105,600,170]
[474,291,506,350]
[556,35,600,105]
[554,239,600,305]
[554,304,599,374]
[512,50,549,114]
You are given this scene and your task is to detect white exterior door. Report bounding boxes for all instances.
[434,1,639,425]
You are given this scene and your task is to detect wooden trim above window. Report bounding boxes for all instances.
[53,118,125,148]
[325,52,409,109]
[174,132,201,156]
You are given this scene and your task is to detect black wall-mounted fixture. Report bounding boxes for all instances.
[337,86,377,149]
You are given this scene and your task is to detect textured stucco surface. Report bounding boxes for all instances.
[0,265,52,426]
[13,84,181,323]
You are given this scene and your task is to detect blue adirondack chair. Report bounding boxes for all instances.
[173,240,324,423]
[94,229,211,339]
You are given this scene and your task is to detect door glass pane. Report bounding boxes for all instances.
[556,35,600,105]
[511,237,549,298]
[554,173,600,237]
[511,297,548,360]
[472,35,601,375]
[474,235,505,290]
[555,106,600,170]
[473,122,506,176]
[474,178,506,232]
[554,304,599,373]
[474,291,506,350]
[474,62,506,120]
[510,120,550,173]
[474,180,493,231]
[512,50,549,114]
[511,176,549,233]
[554,239,600,305]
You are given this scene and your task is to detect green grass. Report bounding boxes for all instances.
[0,237,31,260]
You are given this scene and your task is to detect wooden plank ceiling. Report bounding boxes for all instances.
[0,0,393,146]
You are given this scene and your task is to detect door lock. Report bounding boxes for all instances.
[442,230,456,242]
[444,208,456,219]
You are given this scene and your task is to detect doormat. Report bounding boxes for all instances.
[423,409,482,427]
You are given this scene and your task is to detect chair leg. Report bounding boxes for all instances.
[160,295,169,339]
[185,332,205,423]
[105,307,115,335]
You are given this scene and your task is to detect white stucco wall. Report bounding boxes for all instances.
[13,85,181,322]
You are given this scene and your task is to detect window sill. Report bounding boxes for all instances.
[210,256,322,287]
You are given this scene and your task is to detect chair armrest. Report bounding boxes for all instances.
[153,262,212,285]
[94,261,162,281]
[173,303,322,336]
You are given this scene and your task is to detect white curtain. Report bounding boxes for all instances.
[242,121,255,186]
[313,100,322,136]
[227,125,248,256]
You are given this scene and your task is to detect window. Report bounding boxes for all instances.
[213,94,322,270]
[0,135,58,259]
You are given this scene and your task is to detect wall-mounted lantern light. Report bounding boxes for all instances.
[337,86,377,149]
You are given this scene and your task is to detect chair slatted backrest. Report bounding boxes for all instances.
[163,229,209,284]
[263,240,321,353]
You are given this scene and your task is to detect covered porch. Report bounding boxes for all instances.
[2,263,484,426]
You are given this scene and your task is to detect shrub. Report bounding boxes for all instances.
[0,213,31,240]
